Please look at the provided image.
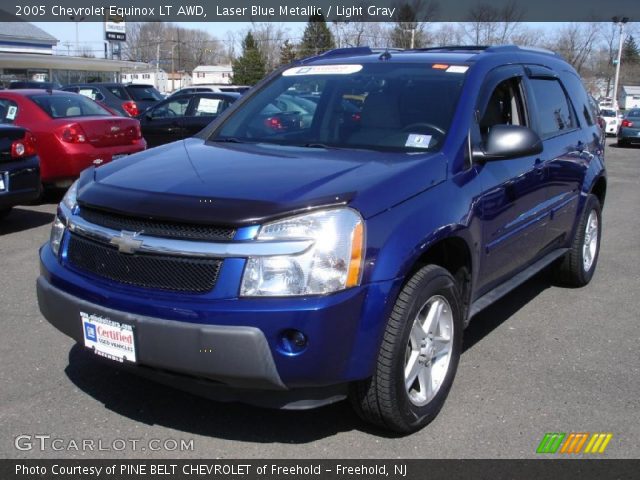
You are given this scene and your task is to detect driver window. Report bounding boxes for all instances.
[152,98,190,118]
[480,78,527,141]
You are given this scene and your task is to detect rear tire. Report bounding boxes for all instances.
[350,265,463,433]
[553,194,602,287]
[617,139,627,147]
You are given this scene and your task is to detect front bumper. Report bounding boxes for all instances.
[0,156,40,209]
[38,243,401,405]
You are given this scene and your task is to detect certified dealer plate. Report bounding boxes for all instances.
[81,311,137,363]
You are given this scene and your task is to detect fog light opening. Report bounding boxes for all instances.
[279,329,308,355]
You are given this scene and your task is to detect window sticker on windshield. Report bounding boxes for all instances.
[6,105,17,120]
[446,65,469,74]
[283,64,363,77]
[405,134,432,148]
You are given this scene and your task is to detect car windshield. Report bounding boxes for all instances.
[30,93,111,118]
[127,85,163,101]
[211,63,468,152]
[600,109,616,117]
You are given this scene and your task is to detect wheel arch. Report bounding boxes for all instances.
[404,234,474,325]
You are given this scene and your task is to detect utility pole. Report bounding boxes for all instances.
[612,16,629,111]
[156,43,160,91]
[69,15,85,55]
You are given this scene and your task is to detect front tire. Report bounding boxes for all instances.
[553,194,602,287]
[350,265,463,433]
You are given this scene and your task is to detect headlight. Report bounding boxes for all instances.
[61,180,79,211]
[50,216,65,256]
[240,208,364,296]
[50,180,78,256]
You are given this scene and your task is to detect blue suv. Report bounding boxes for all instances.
[37,46,606,433]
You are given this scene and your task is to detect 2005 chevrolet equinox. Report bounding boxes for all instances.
[37,45,606,433]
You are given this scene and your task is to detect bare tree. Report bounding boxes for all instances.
[123,22,221,72]
[544,22,600,74]
[463,0,524,45]
[248,23,290,71]
[389,0,440,48]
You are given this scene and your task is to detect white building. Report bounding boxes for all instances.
[619,85,640,110]
[192,65,233,85]
[121,69,169,93]
[0,22,148,87]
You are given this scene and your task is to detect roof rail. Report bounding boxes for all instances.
[413,45,490,52]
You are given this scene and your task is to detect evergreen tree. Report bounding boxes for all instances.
[622,35,640,65]
[279,39,297,66]
[232,32,266,85]
[299,14,336,57]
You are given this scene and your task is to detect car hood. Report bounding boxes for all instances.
[78,138,447,226]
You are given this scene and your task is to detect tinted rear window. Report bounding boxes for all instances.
[30,94,111,118]
[0,99,18,124]
[529,78,575,137]
[627,109,640,118]
[600,109,616,117]
[126,85,163,101]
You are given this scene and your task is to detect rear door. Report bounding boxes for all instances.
[138,96,190,147]
[474,65,550,293]
[522,67,588,250]
[182,94,235,136]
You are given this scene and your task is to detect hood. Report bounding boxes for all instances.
[78,138,447,226]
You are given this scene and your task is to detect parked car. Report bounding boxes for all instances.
[0,90,146,188]
[599,108,619,136]
[37,46,606,433]
[137,92,239,147]
[168,84,249,98]
[8,81,62,90]
[617,108,640,147]
[0,122,40,218]
[63,83,164,117]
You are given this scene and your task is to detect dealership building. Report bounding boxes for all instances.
[0,22,149,87]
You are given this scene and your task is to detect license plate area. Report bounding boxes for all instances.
[81,311,137,363]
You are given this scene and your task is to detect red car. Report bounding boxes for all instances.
[0,90,146,187]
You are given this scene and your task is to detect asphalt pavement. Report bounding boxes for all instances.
[1,138,638,459]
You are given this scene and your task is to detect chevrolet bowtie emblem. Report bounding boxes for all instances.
[110,231,143,254]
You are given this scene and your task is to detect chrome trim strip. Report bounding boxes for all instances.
[64,209,314,258]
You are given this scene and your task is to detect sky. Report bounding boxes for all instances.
[33,22,306,56]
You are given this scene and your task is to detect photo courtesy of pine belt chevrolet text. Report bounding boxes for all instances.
[37,45,606,433]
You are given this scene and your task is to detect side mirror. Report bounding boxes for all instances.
[473,124,543,162]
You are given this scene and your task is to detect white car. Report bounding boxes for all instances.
[600,108,619,136]
[168,84,250,98]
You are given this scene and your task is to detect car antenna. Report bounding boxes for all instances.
[379,49,392,61]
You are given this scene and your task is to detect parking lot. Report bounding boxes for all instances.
[0,138,638,459]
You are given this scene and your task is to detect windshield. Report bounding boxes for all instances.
[600,109,616,117]
[126,85,163,101]
[30,93,111,118]
[211,63,468,152]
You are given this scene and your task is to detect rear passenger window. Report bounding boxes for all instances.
[529,79,575,137]
[108,87,128,100]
